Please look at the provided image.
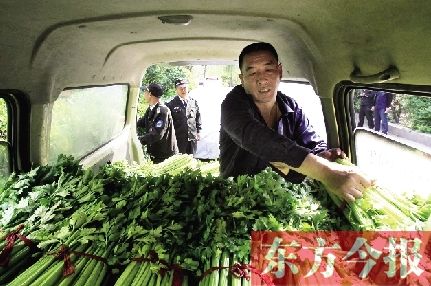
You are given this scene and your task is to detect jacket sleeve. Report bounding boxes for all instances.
[293,106,327,155]
[137,117,145,128]
[220,86,310,168]
[136,111,148,135]
[195,100,202,133]
[139,109,169,145]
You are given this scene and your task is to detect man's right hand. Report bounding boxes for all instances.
[292,153,373,203]
[317,148,345,162]
[320,162,372,203]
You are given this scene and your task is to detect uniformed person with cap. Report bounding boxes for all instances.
[137,83,179,163]
[167,79,202,155]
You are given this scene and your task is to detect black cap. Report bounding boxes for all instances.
[174,79,188,87]
[145,83,163,98]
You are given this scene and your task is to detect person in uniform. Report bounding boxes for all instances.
[167,79,202,155]
[357,89,375,129]
[137,83,178,163]
[373,90,394,134]
[219,42,372,203]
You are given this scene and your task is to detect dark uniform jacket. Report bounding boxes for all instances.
[360,90,375,106]
[137,103,178,162]
[167,96,202,153]
[219,85,327,183]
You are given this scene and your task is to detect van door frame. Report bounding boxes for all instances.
[0,90,31,173]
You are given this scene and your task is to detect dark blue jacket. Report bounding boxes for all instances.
[219,85,327,183]
[374,91,394,109]
[137,103,178,161]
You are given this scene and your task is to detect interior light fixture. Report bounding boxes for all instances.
[158,15,193,26]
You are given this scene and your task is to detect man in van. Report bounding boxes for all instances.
[137,83,178,163]
[167,79,202,155]
[219,42,372,203]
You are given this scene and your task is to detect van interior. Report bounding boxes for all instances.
[1,0,430,192]
[0,1,431,284]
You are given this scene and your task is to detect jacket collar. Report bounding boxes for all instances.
[176,95,188,102]
[149,102,160,110]
[276,92,294,115]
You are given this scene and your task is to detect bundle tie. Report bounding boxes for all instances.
[132,251,184,286]
[55,245,75,276]
[0,225,38,267]
[52,245,108,277]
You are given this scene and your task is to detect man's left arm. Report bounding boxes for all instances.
[295,107,344,162]
[294,107,326,152]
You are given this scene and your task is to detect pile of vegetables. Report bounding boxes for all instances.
[319,159,431,230]
[0,154,429,285]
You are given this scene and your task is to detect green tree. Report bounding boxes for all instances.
[402,95,431,134]
[0,99,8,180]
[142,64,190,98]
[139,64,190,117]
[0,99,7,140]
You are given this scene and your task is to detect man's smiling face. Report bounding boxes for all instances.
[239,50,282,104]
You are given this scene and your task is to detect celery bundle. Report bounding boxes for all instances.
[325,158,428,230]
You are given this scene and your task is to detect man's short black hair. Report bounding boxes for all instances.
[147,83,163,98]
[239,42,279,70]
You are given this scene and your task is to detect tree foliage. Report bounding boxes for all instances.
[0,99,7,140]
[138,64,190,117]
[401,95,431,134]
[142,64,190,99]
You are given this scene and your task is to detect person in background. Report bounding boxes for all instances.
[373,90,394,134]
[390,95,402,124]
[167,79,202,155]
[357,89,375,129]
[219,42,372,203]
[137,83,178,163]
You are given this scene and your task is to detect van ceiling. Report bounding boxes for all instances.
[1,1,431,102]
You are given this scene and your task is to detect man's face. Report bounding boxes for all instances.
[176,84,188,99]
[143,90,151,103]
[239,50,282,104]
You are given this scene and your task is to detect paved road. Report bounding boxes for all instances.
[355,113,431,152]
[388,122,431,153]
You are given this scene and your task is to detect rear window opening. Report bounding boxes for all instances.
[138,64,326,160]
[348,88,431,198]
[351,89,431,152]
